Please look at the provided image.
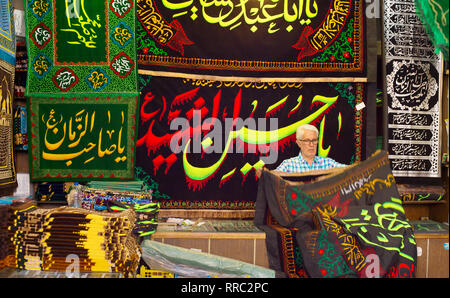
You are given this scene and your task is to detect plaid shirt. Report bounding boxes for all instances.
[276,152,346,173]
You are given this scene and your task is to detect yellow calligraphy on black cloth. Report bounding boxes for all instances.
[292,0,351,60]
[137,0,194,55]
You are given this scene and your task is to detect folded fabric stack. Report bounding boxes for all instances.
[7,202,141,276]
[0,205,11,270]
[108,201,159,238]
[80,188,153,211]
[36,182,73,202]
[77,182,159,237]
[86,181,151,194]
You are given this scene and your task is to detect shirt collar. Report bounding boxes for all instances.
[298,151,319,164]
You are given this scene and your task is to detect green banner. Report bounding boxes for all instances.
[24,0,138,97]
[28,96,138,181]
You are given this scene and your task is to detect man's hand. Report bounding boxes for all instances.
[256,168,263,178]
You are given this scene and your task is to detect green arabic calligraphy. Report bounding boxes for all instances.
[339,197,416,262]
[60,0,102,48]
[183,94,338,181]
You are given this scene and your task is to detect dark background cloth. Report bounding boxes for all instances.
[136,76,367,209]
[137,0,367,78]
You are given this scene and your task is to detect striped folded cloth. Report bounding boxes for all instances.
[7,202,141,276]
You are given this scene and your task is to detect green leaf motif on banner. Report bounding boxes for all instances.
[136,21,168,56]
[311,19,354,63]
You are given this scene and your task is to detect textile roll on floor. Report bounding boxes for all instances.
[7,202,141,275]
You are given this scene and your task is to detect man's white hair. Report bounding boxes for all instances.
[296,124,319,140]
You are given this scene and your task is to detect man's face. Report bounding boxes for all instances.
[296,129,318,160]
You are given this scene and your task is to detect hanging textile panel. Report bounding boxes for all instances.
[383,0,443,179]
[0,0,16,191]
[0,0,16,66]
[24,0,138,97]
[0,59,16,190]
[254,150,417,278]
[27,96,138,181]
[136,74,366,209]
[136,0,366,78]
[414,0,449,61]
[13,105,28,151]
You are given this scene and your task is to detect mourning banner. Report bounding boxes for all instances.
[254,150,417,278]
[136,0,366,78]
[28,96,138,181]
[25,0,139,181]
[383,0,443,180]
[24,0,138,97]
[136,74,366,209]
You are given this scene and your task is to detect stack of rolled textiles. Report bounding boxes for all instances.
[79,182,153,210]
[75,182,159,237]
[85,181,151,193]
[7,203,141,276]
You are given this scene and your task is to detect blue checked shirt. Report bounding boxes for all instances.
[276,152,346,173]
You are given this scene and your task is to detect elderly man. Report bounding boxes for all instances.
[257,124,346,177]
[276,124,346,172]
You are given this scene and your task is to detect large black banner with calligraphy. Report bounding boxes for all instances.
[383,0,443,181]
[27,96,138,181]
[136,0,366,78]
[254,150,417,278]
[136,74,366,209]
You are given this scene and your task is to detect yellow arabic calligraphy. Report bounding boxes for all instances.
[309,0,350,51]
[137,0,176,43]
[183,94,338,181]
[32,0,50,18]
[162,0,319,32]
[42,109,126,165]
[33,56,50,76]
[1,76,12,115]
[87,70,108,90]
[61,0,101,48]
[43,109,66,151]
[317,207,367,271]
[113,25,132,46]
